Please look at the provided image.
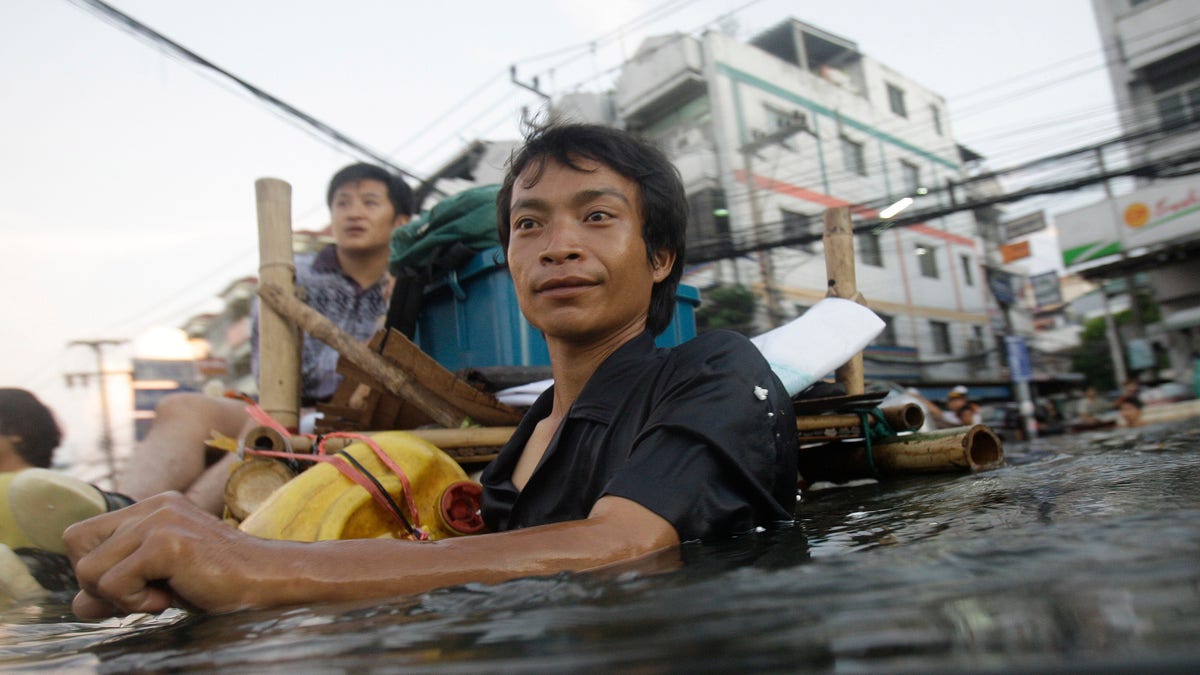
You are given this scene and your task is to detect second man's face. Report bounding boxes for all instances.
[329,179,407,255]
[505,157,673,347]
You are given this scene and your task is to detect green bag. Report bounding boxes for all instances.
[389,184,501,275]
[386,184,503,339]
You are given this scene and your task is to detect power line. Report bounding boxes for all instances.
[67,0,436,193]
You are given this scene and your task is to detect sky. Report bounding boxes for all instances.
[0,0,1119,481]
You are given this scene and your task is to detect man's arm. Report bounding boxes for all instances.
[65,491,679,618]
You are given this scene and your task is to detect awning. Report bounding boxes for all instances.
[1161,305,1200,331]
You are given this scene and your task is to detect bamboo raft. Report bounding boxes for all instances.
[226,179,1005,517]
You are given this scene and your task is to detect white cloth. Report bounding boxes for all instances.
[749,297,885,397]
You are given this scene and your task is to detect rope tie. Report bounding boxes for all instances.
[855,408,896,480]
[238,404,429,540]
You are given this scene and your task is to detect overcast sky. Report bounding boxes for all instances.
[0,0,1117,481]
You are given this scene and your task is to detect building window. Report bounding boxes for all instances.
[916,243,939,278]
[781,208,818,252]
[1146,48,1200,132]
[899,159,920,195]
[886,83,907,117]
[1154,85,1200,131]
[960,254,974,286]
[858,230,883,267]
[842,136,867,176]
[686,187,730,257]
[931,105,943,135]
[930,320,952,354]
[874,312,897,347]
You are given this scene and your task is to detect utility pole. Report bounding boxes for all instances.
[65,339,128,486]
[1094,146,1143,385]
[740,117,815,329]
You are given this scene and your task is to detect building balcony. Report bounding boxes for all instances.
[1117,0,1200,71]
[616,35,707,129]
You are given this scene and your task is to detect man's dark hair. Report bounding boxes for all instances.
[0,388,61,468]
[327,163,414,217]
[496,123,687,335]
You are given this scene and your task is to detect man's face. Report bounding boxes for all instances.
[505,157,673,345]
[329,179,407,255]
[947,395,967,412]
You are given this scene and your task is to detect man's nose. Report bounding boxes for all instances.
[539,220,584,264]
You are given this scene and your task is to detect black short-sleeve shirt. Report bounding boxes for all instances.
[479,330,798,542]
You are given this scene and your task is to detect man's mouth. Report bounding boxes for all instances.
[535,276,598,295]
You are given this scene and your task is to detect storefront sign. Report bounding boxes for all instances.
[1057,175,1200,268]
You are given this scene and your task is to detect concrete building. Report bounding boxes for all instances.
[1054,0,1200,385]
[610,20,1001,384]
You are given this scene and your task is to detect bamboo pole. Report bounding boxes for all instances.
[797,425,1004,484]
[794,403,925,434]
[276,425,520,451]
[256,281,468,429]
[823,206,866,395]
[255,178,300,430]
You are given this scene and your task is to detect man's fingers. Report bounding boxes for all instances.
[63,492,189,566]
[72,584,174,619]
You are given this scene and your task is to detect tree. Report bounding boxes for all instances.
[696,284,758,336]
[1069,290,1161,390]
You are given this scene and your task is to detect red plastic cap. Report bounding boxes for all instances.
[439,481,486,535]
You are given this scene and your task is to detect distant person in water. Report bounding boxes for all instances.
[0,389,129,556]
[1073,386,1111,425]
[1118,397,1144,428]
[956,399,983,426]
[60,122,798,618]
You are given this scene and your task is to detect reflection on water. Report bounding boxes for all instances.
[2,420,1199,672]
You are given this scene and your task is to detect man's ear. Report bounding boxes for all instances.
[392,213,411,228]
[650,249,675,283]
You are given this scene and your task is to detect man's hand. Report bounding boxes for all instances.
[62,492,681,619]
[64,492,271,618]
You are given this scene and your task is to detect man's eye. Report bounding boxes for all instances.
[513,218,538,231]
[586,211,611,222]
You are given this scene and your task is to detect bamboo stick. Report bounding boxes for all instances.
[257,281,467,429]
[794,403,925,433]
[255,178,300,429]
[240,426,517,454]
[823,206,866,395]
[797,425,1004,484]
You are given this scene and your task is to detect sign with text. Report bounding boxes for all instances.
[1001,239,1032,263]
[987,268,1018,306]
[1005,335,1033,383]
[1057,175,1200,268]
[1002,211,1046,240]
[1030,271,1062,308]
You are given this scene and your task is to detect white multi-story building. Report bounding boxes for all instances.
[1055,1,1200,383]
[610,20,1000,384]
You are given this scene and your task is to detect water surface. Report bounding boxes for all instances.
[2,420,1198,672]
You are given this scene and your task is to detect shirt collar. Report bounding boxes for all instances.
[312,245,343,274]
[313,245,389,292]
[569,330,658,419]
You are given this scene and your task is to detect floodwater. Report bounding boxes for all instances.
[2,420,1199,673]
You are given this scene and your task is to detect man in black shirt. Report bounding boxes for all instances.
[64,123,797,618]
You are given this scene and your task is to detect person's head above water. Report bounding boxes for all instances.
[496,122,687,336]
[0,388,61,470]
